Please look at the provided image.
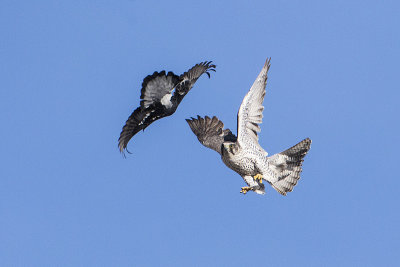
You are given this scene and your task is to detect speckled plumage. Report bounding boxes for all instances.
[187,58,311,195]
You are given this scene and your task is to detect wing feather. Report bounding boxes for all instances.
[176,61,216,96]
[118,103,167,155]
[118,107,149,155]
[186,116,236,155]
[140,71,180,108]
[237,58,271,153]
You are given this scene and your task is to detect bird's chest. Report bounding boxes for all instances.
[221,152,257,176]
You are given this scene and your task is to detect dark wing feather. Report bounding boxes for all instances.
[140,71,180,109]
[186,115,236,155]
[118,107,148,154]
[118,103,169,155]
[176,61,216,96]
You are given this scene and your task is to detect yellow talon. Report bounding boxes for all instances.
[240,186,252,194]
[254,174,263,183]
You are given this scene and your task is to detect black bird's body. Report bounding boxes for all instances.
[118,61,216,154]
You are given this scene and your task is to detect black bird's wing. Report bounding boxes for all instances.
[118,103,168,155]
[140,71,180,109]
[175,61,216,96]
[118,61,216,155]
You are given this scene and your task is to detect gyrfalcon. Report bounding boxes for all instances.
[118,61,216,154]
[186,58,311,195]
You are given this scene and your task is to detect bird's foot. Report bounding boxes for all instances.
[240,186,252,194]
[253,174,263,184]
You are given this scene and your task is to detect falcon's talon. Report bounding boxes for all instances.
[253,174,263,183]
[240,186,252,194]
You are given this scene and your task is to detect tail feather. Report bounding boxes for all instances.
[267,138,311,195]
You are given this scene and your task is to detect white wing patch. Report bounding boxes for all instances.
[160,93,173,109]
[141,73,177,109]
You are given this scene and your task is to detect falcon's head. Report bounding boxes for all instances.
[221,142,239,156]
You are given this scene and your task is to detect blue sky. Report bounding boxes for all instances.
[1,0,399,266]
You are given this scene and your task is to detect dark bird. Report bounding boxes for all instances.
[118,61,216,155]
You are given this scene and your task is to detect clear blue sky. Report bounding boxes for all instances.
[1,0,399,266]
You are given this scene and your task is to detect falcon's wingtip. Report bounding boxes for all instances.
[264,57,271,69]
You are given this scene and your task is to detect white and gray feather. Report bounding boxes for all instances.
[237,58,270,155]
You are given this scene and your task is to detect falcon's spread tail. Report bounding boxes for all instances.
[267,138,311,195]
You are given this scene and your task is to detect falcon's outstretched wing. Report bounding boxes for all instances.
[186,116,236,155]
[237,58,271,154]
[176,61,216,96]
